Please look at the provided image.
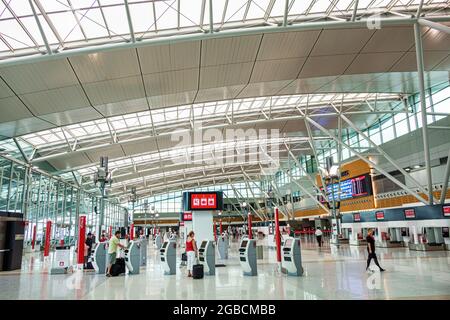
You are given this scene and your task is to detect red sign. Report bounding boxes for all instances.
[353,213,361,222]
[183,212,192,221]
[375,211,385,220]
[130,223,134,240]
[190,193,217,210]
[44,220,52,257]
[404,209,416,219]
[179,221,185,227]
[443,206,450,217]
[31,224,36,250]
[77,216,86,265]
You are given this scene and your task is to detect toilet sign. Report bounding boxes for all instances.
[189,193,218,210]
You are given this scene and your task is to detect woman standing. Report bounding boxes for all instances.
[185,231,198,277]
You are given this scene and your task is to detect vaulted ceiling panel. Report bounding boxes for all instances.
[39,107,103,127]
[83,76,145,105]
[143,68,199,95]
[250,58,305,82]
[20,85,91,115]
[138,41,201,74]
[200,62,253,89]
[310,28,375,56]
[69,49,140,83]
[344,52,404,75]
[257,31,321,60]
[0,59,78,94]
[299,54,356,79]
[0,96,34,122]
[201,35,262,66]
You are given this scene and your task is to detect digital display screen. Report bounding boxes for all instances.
[353,213,361,222]
[284,239,293,247]
[190,193,218,210]
[182,212,192,221]
[200,241,207,249]
[240,240,248,248]
[162,242,168,249]
[375,211,385,220]
[404,209,416,219]
[443,206,450,217]
[320,174,372,202]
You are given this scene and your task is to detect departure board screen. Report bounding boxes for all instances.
[322,174,372,202]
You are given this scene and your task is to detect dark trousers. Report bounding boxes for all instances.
[366,252,382,270]
[316,236,322,247]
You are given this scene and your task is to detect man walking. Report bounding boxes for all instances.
[366,229,386,272]
[315,227,323,247]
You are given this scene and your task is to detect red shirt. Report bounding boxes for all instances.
[186,239,194,252]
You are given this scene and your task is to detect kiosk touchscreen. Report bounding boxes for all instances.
[198,240,215,276]
[239,238,257,276]
[160,240,176,275]
[282,237,303,276]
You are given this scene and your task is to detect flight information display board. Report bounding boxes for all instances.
[321,174,372,202]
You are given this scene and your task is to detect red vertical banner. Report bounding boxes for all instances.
[248,213,252,239]
[219,219,223,235]
[130,223,134,240]
[275,207,281,263]
[31,224,37,250]
[44,220,52,257]
[77,216,86,265]
[213,221,217,241]
[109,226,112,239]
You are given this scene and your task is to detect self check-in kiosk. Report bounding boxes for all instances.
[198,240,215,276]
[124,241,141,274]
[160,240,176,275]
[154,234,162,249]
[217,234,229,260]
[282,237,303,276]
[239,238,257,276]
[139,238,147,266]
[92,242,108,274]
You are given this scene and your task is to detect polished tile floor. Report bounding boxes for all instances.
[1,237,449,300]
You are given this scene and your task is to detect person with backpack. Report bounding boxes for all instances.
[106,231,126,277]
[185,231,198,277]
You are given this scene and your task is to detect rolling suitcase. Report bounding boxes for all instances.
[180,252,187,266]
[110,258,126,277]
[192,263,204,279]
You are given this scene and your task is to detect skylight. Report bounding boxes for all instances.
[0,0,447,60]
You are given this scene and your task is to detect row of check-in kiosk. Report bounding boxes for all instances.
[159,235,303,277]
[88,233,303,278]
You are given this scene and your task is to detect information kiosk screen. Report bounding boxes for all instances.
[240,240,248,248]
[200,241,207,249]
[162,242,168,249]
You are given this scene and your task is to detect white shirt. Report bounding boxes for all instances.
[315,230,323,236]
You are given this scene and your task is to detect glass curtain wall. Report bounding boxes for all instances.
[0,156,126,245]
